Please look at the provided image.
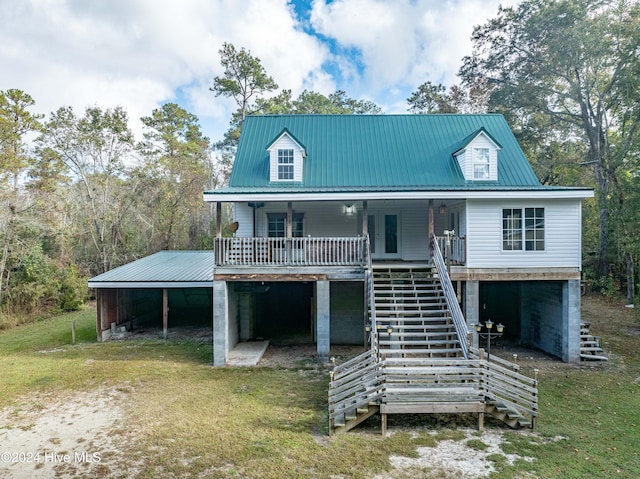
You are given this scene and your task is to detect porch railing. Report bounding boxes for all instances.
[436,235,466,265]
[214,236,368,267]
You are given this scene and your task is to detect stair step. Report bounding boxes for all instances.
[580,354,608,361]
[379,348,462,356]
[385,331,458,338]
[375,304,448,310]
[379,339,460,346]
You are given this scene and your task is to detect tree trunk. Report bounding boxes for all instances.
[626,251,634,306]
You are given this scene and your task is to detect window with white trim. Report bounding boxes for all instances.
[502,208,545,251]
[473,147,490,180]
[277,149,294,180]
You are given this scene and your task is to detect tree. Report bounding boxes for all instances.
[407,81,457,114]
[459,0,640,281]
[0,89,43,305]
[38,106,137,274]
[407,81,490,114]
[138,103,215,250]
[256,89,382,115]
[211,43,278,150]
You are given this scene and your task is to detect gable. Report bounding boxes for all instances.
[267,130,306,183]
[453,129,502,182]
[226,114,542,191]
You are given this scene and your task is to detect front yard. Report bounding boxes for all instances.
[0,295,638,478]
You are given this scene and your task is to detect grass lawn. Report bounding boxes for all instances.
[0,296,639,478]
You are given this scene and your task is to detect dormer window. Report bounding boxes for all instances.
[268,129,306,183]
[452,128,501,182]
[473,148,490,180]
[278,149,294,180]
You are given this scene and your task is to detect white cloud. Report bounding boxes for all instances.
[310,0,521,104]
[0,0,330,141]
[0,0,521,142]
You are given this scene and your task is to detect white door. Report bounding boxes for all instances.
[368,212,401,259]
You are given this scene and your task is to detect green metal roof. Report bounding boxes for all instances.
[218,114,543,193]
[88,251,214,288]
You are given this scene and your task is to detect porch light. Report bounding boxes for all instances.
[485,319,494,330]
[496,323,505,333]
[439,202,446,214]
[387,326,393,334]
[343,203,357,216]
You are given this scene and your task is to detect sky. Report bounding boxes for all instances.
[0,0,521,144]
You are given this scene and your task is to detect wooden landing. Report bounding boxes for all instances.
[380,402,486,435]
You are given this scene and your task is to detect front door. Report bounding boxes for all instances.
[368,212,401,259]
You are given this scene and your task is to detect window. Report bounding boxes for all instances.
[473,148,490,180]
[524,207,545,251]
[502,209,522,250]
[277,149,294,180]
[267,213,303,237]
[502,208,545,251]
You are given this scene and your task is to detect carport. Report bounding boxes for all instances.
[88,251,214,341]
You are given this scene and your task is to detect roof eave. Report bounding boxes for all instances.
[203,188,594,202]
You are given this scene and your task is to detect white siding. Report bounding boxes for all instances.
[455,151,466,178]
[233,203,256,237]
[466,199,582,269]
[268,135,304,182]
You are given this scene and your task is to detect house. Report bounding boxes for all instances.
[202,114,593,368]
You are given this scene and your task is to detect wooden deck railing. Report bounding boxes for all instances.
[328,349,384,434]
[214,236,368,267]
[329,352,538,434]
[470,347,539,426]
[436,235,466,265]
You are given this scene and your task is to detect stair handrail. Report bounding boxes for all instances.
[431,235,470,359]
[364,234,378,354]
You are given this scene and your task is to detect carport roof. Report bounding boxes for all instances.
[87,251,214,288]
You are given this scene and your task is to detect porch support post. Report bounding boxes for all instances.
[362,200,368,236]
[96,289,103,342]
[316,280,330,362]
[428,199,434,237]
[213,280,229,366]
[162,288,168,340]
[216,202,222,238]
[465,280,480,347]
[563,280,581,363]
[286,202,293,264]
[286,202,293,238]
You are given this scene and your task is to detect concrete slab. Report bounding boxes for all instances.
[226,340,270,366]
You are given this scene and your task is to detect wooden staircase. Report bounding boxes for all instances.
[328,237,538,435]
[580,321,608,361]
[373,266,463,358]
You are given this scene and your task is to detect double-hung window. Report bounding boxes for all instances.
[502,208,545,251]
[277,149,294,180]
[473,147,490,180]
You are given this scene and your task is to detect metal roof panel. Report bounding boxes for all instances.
[88,251,214,287]
[221,114,542,192]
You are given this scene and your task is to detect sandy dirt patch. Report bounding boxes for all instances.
[374,429,538,479]
[0,388,134,479]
